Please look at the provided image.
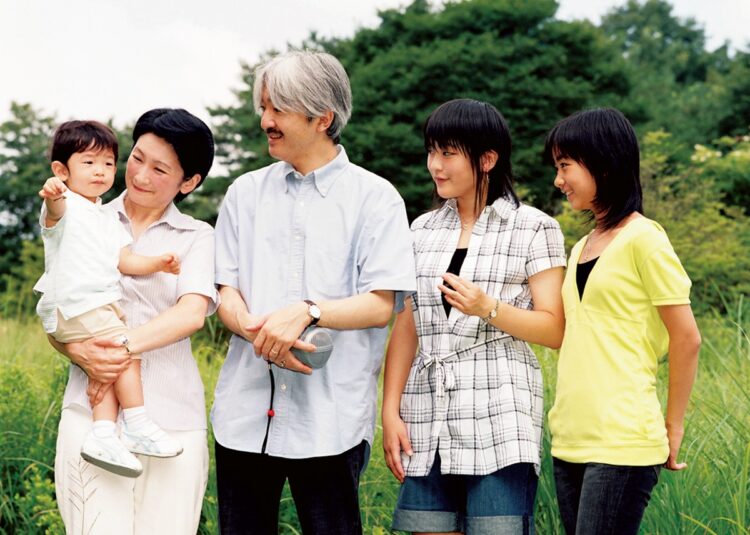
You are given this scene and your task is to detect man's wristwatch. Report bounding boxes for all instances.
[481,298,500,324]
[304,299,321,326]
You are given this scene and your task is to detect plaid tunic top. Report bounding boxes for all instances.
[401,197,566,476]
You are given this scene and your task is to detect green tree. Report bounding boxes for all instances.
[641,132,750,312]
[717,51,750,137]
[325,0,631,215]
[600,0,732,145]
[208,0,631,218]
[0,103,55,282]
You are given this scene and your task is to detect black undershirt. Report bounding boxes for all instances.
[576,257,599,300]
[442,248,468,316]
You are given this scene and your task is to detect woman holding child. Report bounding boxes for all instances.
[47,108,218,534]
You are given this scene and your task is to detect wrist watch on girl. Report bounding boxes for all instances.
[481,299,500,323]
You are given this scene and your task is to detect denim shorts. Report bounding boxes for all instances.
[392,453,537,535]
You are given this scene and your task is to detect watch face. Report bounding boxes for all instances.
[310,304,321,319]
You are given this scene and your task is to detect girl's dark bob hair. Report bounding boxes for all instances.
[424,99,518,214]
[544,107,642,230]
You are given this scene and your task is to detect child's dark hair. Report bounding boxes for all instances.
[50,120,119,165]
[544,107,642,230]
[424,99,518,215]
[133,108,214,203]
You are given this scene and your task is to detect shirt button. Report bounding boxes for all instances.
[280,384,287,391]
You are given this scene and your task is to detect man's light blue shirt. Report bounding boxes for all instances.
[212,146,417,458]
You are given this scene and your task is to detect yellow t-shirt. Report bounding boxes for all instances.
[549,217,691,465]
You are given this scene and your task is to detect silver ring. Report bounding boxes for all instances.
[279,360,286,368]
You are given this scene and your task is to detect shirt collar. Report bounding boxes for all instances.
[443,195,516,221]
[282,145,349,197]
[108,190,202,231]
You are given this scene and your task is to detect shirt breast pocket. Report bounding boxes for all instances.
[307,244,354,299]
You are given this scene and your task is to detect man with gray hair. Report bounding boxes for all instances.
[212,50,416,534]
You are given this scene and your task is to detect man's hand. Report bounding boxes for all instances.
[158,253,181,274]
[252,302,316,375]
[39,176,67,200]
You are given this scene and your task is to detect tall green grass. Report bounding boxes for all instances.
[534,296,750,534]
[1,302,748,534]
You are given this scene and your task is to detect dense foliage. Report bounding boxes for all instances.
[3,0,748,309]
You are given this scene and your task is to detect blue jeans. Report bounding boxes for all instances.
[393,453,537,534]
[215,440,367,535]
[553,458,660,535]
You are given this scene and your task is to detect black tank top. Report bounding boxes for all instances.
[442,248,468,316]
[576,257,599,300]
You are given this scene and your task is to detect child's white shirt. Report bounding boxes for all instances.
[34,190,132,333]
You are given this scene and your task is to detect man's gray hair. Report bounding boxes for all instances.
[253,50,353,143]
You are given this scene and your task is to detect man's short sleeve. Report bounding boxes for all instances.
[356,188,416,313]
[215,182,240,290]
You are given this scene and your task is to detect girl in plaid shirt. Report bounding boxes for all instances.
[383,99,567,535]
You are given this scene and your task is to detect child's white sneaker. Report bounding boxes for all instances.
[121,420,183,458]
[80,430,143,478]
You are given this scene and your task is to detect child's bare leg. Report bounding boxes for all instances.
[113,356,144,409]
[91,386,118,421]
[82,372,143,477]
[116,356,183,457]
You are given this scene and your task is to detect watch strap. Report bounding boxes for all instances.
[304,299,320,326]
[481,299,499,323]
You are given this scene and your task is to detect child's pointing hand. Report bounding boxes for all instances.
[39,176,67,200]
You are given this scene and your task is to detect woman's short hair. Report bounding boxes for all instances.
[544,107,642,230]
[51,120,119,165]
[252,50,352,144]
[133,108,215,203]
[424,99,518,214]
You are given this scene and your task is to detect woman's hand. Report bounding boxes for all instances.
[87,379,113,407]
[382,410,413,483]
[64,337,130,384]
[665,423,688,471]
[438,273,495,318]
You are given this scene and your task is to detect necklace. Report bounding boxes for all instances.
[460,216,476,230]
[582,228,603,262]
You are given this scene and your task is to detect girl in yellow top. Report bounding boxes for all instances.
[544,108,701,535]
